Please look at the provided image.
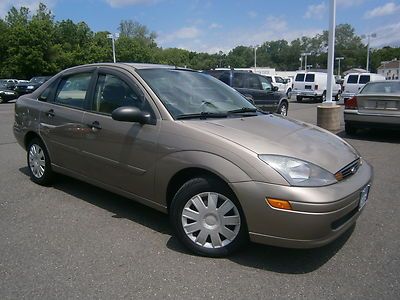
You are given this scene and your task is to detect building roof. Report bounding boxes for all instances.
[378,59,400,69]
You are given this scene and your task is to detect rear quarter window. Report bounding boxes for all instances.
[305,74,315,82]
[295,74,305,81]
[347,75,358,84]
[359,75,370,84]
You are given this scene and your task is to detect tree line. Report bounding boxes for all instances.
[1,3,399,79]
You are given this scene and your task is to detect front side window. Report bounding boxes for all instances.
[259,76,272,91]
[92,74,152,115]
[275,76,284,83]
[54,73,92,109]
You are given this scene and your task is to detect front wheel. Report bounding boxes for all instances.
[170,177,248,257]
[277,102,288,116]
[27,138,54,185]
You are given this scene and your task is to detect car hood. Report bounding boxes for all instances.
[183,114,359,173]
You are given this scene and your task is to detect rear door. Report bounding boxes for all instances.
[344,74,359,94]
[293,73,305,90]
[38,69,95,172]
[80,67,160,200]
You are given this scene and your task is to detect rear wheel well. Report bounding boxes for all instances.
[24,132,42,150]
[166,168,232,212]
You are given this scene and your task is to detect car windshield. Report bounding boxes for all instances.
[361,82,400,94]
[30,77,47,84]
[137,69,256,119]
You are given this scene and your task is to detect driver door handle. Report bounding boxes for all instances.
[46,109,55,118]
[88,121,102,130]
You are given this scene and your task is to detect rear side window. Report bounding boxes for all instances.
[247,74,261,90]
[295,73,305,81]
[54,73,92,109]
[219,72,230,85]
[232,73,246,88]
[38,81,57,102]
[359,75,370,84]
[347,75,358,84]
[305,74,315,82]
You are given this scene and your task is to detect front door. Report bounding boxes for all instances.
[80,69,160,200]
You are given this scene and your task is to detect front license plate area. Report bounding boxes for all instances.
[359,185,370,210]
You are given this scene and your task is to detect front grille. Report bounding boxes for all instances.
[335,158,361,181]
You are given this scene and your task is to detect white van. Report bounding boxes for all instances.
[291,72,341,102]
[341,73,385,100]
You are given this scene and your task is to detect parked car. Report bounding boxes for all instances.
[0,82,18,103]
[14,63,372,257]
[0,79,19,90]
[341,73,385,101]
[291,72,341,102]
[264,75,292,95]
[205,70,289,115]
[344,80,400,134]
[15,76,51,95]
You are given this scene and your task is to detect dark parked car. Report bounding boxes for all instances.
[0,79,18,90]
[14,63,372,257]
[15,76,51,95]
[204,70,289,116]
[0,82,18,103]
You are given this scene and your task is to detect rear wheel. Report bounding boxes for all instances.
[345,123,357,135]
[27,138,54,185]
[277,102,288,116]
[320,91,326,103]
[170,177,248,257]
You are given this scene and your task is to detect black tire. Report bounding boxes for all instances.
[277,101,288,116]
[319,91,326,103]
[0,97,5,104]
[296,96,302,102]
[170,177,248,257]
[345,123,357,135]
[27,138,54,185]
[286,88,292,97]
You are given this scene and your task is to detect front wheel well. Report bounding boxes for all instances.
[166,168,233,212]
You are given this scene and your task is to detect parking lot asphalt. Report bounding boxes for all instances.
[0,100,399,299]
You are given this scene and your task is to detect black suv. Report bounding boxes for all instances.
[15,76,51,95]
[204,70,289,115]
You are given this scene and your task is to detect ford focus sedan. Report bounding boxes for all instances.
[14,63,372,257]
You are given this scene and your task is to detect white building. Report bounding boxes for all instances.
[377,59,400,80]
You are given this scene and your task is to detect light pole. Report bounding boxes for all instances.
[361,33,377,72]
[254,45,259,73]
[335,57,344,76]
[325,0,336,104]
[301,52,311,72]
[107,33,120,63]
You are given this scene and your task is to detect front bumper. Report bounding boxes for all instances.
[231,159,372,248]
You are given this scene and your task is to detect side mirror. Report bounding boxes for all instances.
[111,106,152,124]
[272,86,279,92]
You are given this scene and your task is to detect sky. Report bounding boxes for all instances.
[1,0,399,53]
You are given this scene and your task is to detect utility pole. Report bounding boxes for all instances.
[254,45,259,73]
[361,33,377,72]
[301,52,311,72]
[325,0,336,104]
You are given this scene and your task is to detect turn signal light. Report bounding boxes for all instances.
[345,96,358,109]
[266,198,292,210]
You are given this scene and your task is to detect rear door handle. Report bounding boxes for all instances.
[46,109,55,118]
[88,121,102,130]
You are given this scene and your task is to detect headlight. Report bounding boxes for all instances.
[4,91,15,95]
[259,155,337,187]
[27,85,35,89]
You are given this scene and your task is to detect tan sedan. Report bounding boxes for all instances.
[14,63,372,257]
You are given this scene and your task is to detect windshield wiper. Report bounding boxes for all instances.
[227,107,258,114]
[176,111,228,120]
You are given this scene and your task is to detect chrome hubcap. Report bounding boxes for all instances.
[181,192,241,249]
[28,144,45,178]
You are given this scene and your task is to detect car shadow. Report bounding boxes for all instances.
[338,128,400,144]
[19,166,353,274]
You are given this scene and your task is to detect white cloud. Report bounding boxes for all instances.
[159,26,202,44]
[209,23,222,30]
[364,2,400,19]
[304,2,327,19]
[105,0,157,8]
[369,22,400,47]
[0,0,56,17]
